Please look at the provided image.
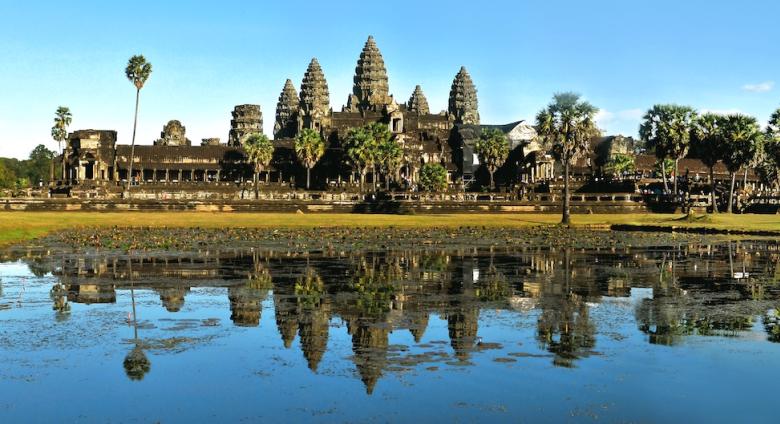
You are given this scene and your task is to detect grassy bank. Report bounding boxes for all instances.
[0,211,778,247]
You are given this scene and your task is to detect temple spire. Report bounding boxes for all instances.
[348,35,391,112]
[299,58,331,130]
[407,85,430,115]
[448,66,480,125]
[274,79,299,139]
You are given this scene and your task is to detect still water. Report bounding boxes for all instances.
[1,241,779,423]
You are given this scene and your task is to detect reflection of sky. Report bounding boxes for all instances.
[1,256,779,422]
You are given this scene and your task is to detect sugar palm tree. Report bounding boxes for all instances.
[344,127,378,190]
[377,135,403,190]
[535,92,601,225]
[639,104,697,197]
[475,128,510,190]
[692,113,726,213]
[720,114,763,213]
[243,133,274,199]
[51,106,72,180]
[124,55,152,197]
[294,128,326,189]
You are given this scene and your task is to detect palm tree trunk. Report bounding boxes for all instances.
[562,159,571,226]
[306,167,311,190]
[661,160,669,193]
[385,172,390,191]
[673,158,679,198]
[709,166,718,214]
[254,170,259,200]
[489,168,495,191]
[125,88,141,198]
[727,172,736,213]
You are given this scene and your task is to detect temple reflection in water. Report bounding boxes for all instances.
[5,241,780,393]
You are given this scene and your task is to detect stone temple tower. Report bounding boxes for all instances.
[448,66,480,125]
[228,104,263,146]
[274,79,299,139]
[347,35,392,112]
[406,85,430,115]
[298,58,331,131]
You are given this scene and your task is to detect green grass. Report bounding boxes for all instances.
[0,211,778,247]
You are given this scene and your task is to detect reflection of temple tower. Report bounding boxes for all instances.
[349,320,389,395]
[408,312,429,343]
[158,286,189,313]
[447,307,479,361]
[298,301,331,372]
[229,284,267,327]
[275,295,300,348]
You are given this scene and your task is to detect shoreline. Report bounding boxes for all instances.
[1,211,779,248]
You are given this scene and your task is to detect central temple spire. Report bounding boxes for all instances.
[299,58,331,131]
[347,35,391,112]
[448,66,480,125]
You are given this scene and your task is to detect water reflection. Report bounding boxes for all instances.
[2,240,780,395]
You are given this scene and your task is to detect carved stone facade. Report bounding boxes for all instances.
[154,120,191,147]
[228,105,263,146]
[345,35,392,113]
[449,67,480,125]
[298,58,330,132]
[274,79,299,139]
[407,85,430,115]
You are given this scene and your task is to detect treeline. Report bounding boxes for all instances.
[0,144,56,190]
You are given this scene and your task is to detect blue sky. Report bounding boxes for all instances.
[1,0,778,159]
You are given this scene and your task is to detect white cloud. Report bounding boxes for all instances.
[742,81,774,93]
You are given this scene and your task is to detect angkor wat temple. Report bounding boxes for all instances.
[51,36,762,204]
[52,36,545,199]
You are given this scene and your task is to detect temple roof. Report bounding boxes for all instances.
[300,58,330,117]
[350,36,391,112]
[449,67,480,125]
[407,85,430,115]
[275,79,299,138]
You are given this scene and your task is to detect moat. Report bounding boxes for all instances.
[1,233,779,422]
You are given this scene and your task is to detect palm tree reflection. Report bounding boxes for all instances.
[124,278,150,381]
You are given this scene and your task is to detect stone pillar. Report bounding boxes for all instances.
[153,169,157,183]
[216,170,221,182]
[165,169,170,182]
[178,170,182,182]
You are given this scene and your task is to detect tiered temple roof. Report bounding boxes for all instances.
[299,58,330,117]
[228,104,263,146]
[347,35,392,112]
[274,79,299,139]
[449,67,480,125]
[406,85,430,115]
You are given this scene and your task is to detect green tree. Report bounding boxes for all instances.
[418,163,448,192]
[0,161,16,190]
[475,128,510,190]
[51,106,72,180]
[343,126,378,190]
[294,128,326,189]
[720,114,763,213]
[762,108,780,190]
[377,135,403,191]
[242,133,275,199]
[124,55,152,196]
[692,113,726,213]
[604,153,635,180]
[368,123,393,188]
[639,104,697,196]
[25,144,55,186]
[535,92,601,225]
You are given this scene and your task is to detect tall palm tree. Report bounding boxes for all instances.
[294,128,326,189]
[692,113,726,213]
[51,106,72,180]
[377,135,403,190]
[639,104,697,197]
[344,126,378,191]
[243,133,275,199]
[124,55,152,197]
[535,92,601,225]
[475,128,510,190]
[720,114,763,213]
